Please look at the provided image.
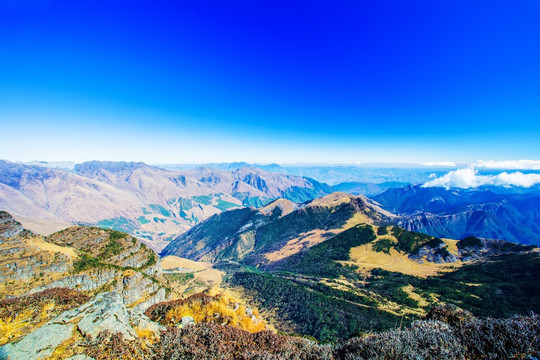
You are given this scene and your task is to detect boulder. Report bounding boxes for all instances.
[0,323,75,360]
[129,309,165,335]
[181,316,195,327]
[54,291,137,341]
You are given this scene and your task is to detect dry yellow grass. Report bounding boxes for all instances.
[308,192,352,207]
[259,199,297,217]
[345,243,461,278]
[195,268,224,286]
[160,255,210,271]
[265,230,334,262]
[28,236,78,258]
[401,284,429,308]
[164,290,266,333]
[0,301,58,346]
[443,239,459,255]
[161,256,225,298]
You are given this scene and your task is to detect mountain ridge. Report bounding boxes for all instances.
[0,160,332,250]
[374,184,540,246]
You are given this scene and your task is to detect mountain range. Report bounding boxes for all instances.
[161,192,540,341]
[0,160,331,250]
[163,162,458,186]
[373,185,540,246]
[3,159,540,250]
[1,192,539,358]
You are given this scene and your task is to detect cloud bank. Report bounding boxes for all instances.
[474,160,540,170]
[423,168,540,189]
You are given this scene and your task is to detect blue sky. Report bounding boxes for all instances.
[1,0,539,163]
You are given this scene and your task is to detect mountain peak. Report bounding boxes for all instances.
[258,198,297,217]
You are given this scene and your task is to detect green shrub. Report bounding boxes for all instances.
[373,238,393,254]
[458,236,483,249]
[377,226,389,235]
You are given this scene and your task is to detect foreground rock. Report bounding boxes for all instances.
[0,291,163,360]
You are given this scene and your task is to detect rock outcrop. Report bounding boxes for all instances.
[0,211,24,240]
[0,212,169,311]
[0,291,163,360]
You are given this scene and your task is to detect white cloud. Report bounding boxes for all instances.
[421,161,456,167]
[474,160,540,170]
[423,168,540,189]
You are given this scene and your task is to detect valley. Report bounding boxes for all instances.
[1,164,540,359]
[0,160,331,250]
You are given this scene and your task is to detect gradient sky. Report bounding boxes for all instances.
[1,0,540,164]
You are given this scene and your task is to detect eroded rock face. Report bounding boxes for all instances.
[0,212,24,240]
[129,309,165,334]
[0,216,169,311]
[0,291,164,360]
[61,292,137,340]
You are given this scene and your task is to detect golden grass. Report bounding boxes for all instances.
[28,236,78,258]
[162,256,225,298]
[265,230,334,262]
[0,301,58,346]
[264,210,374,263]
[134,327,159,345]
[194,268,224,286]
[308,192,352,207]
[259,199,297,217]
[160,256,210,271]
[443,239,459,255]
[346,243,461,278]
[164,290,266,333]
[401,284,430,308]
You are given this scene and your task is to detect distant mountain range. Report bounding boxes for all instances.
[4,159,540,249]
[373,185,540,246]
[163,162,458,186]
[0,160,331,249]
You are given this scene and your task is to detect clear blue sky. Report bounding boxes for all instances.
[1,0,539,163]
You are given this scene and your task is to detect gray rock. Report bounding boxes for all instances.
[129,309,165,334]
[181,316,195,327]
[30,270,116,294]
[0,322,75,360]
[132,287,168,312]
[55,291,137,341]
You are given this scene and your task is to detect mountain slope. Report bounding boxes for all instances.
[373,185,540,245]
[161,192,394,264]
[161,192,539,342]
[0,160,332,250]
[0,211,167,311]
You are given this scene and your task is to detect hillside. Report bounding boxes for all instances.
[161,194,540,342]
[0,212,166,309]
[161,192,394,264]
[0,208,539,359]
[0,160,331,250]
[373,185,540,246]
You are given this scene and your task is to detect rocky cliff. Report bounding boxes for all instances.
[0,212,168,311]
